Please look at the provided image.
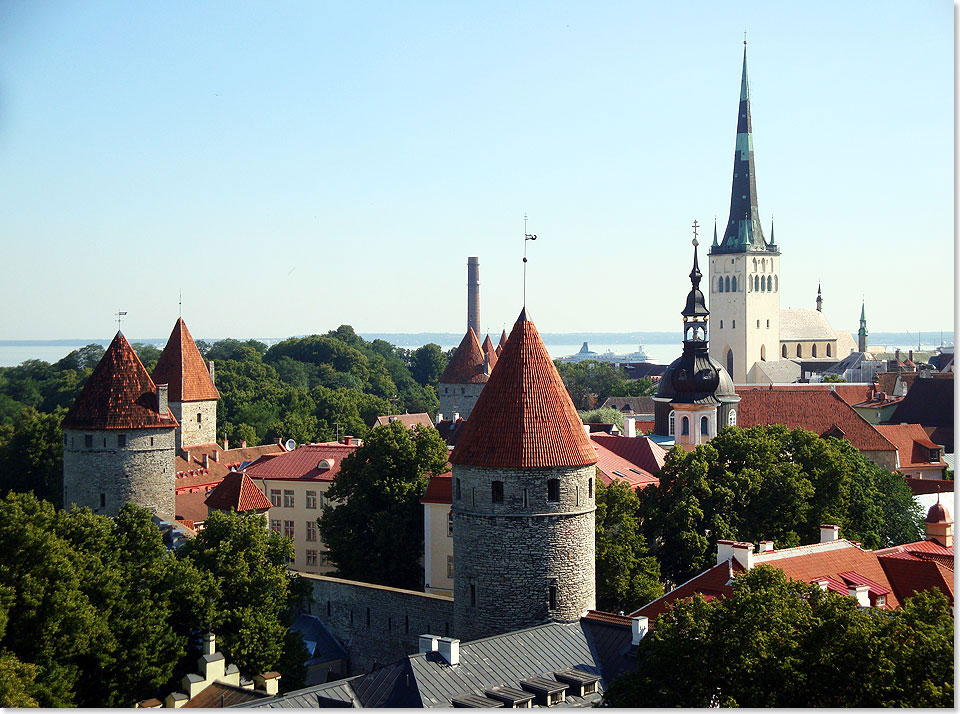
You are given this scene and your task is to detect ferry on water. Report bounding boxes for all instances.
[559,342,649,364]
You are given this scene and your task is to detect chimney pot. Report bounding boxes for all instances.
[418,634,440,654]
[202,454,209,469]
[240,441,247,449]
[157,384,169,414]
[623,417,636,438]
[731,541,754,570]
[213,451,220,462]
[223,437,229,451]
[202,632,216,656]
[253,672,281,697]
[716,539,735,565]
[452,412,460,422]
[437,636,460,666]
[436,412,444,424]
[820,524,840,543]
[758,540,774,553]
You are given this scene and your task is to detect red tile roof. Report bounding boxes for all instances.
[497,329,507,357]
[734,387,896,452]
[450,309,598,469]
[583,610,633,626]
[62,332,179,430]
[175,490,212,524]
[481,334,498,372]
[589,434,667,474]
[877,555,954,605]
[905,477,954,496]
[244,442,360,482]
[420,471,453,504]
[205,471,272,512]
[175,443,285,492]
[875,423,947,469]
[633,560,739,622]
[374,413,434,429]
[438,328,488,384]
[590,435,664,490]
[151,318,220,402]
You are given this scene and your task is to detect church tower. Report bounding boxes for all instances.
[708,42,781,383]
[151,318,220,450]
[450,309,597,641]
[858,302,869,353]
[62,332,179,516]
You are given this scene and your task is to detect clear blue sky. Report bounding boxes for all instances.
[0,1,952,340]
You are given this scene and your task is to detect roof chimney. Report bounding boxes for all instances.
[758,540,774,553]
[202,454,209,469]
[631,615,648,645]
[716,539,735,565]
[848,584,871,608]
[157,383,169,415]
[731,541,754,570]
[820,524,840,543]
[623,417,636,438]
[418,634,440,654]
[582,424,591,440]
[240,441,247,449]
[213,450,220,462]
[202,632,216,656]
[452,412,460,422]
[223,437,229,451]
[436,412,444,425]
[437,637,460,666]
[253,672,281,696]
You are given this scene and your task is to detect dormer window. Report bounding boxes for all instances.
[929,448,941,462]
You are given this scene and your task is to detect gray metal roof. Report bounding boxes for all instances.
[779,309,840,342]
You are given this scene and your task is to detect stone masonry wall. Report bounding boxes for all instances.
[437,382,485,421]
[63,427,176,516]
[452,463,596,642]
[300,573,454,674]
[170,399,218,450]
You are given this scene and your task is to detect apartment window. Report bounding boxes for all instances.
[283,489,295,508]
[85,435,93,448]
[668,410,676,436]
[470,583,477,607]
[548,584,557,610]
[306,490,317,509]
[270,519,281,534]
[306,550,317,566]
[456,479,461,500]
[100,493,106,508]
[305,521,317,542]
[447,555,454,579]
[320,551,331,566]
[547,479,560,502]
[283,520,295,538]
[491,481,504,503]
[876,595,886,607]
[447,510,454,537]
[270,489,281,507]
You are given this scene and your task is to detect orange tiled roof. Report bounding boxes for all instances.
[450,309,598,469]
[175,443,285,492]
[204,471,272,512]
[481,333,498,372]
[875,423,946,469]
[374,413,434,429]
[497,329,507,357]
[734,387,896,452]
[62,332,179,430]
[244,442,360,482]
[590,435,661,490]
[583,610,633,626]
[590,433,667,474]
[151,318,220,402]
[175,490,212,524]
[439,328,488,384]
[633,560,739,622]
[420,471,453,504]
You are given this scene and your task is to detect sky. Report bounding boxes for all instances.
[0,1,953,341]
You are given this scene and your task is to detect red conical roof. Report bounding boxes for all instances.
[205,471,272,512]
[152,318,220,402]
[481,333,498,371]
[439,327,489,384]
[496,329,507,357]
[62,332,179,430]
[450,309,597,468]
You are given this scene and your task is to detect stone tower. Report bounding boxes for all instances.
[708,42,781,383]
[858,302,869,353]
[62,332,179,516]
[437,327,489,420]
[450,308,598,641]
[152,318,220,450]
[467,257,480,337]
[654,237,739,442]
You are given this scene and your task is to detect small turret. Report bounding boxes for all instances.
[858,301,869,353]
[816,283,823,312]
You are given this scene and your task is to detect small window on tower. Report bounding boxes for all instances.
[470,583,477,607]
[447,510,453,536]
[719,320,723,328]
[456,479,462,500]
[100,493,106,508]
[85,435,93,448]
[197,412,202,424]
[522,488,528,508]
[548,584,557,610]
[547,479,560,502]
[732,320,736,328]
[588,478,593,498]
[118,434,126,448]
[492,481,504,503]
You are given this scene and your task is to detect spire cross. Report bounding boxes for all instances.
[691,219,700,244]
[116,311,127,331]
[522,213,537,307]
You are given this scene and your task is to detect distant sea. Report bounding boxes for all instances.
[0,331,951,368]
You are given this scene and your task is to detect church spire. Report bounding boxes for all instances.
[682,224,710,348]
[714,41,773,255]
[858,300,869,353]
[816,282,823,312]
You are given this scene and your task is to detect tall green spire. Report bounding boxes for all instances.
[858,301,869,353]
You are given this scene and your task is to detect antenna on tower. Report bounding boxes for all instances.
[179,289,182,318]
[116,311,127,332]
[523,213,537,307]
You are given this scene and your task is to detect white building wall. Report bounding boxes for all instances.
[424,502,453,595]
[256,478,337,575]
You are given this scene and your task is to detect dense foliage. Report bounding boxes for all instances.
[554,360,655,410]
[604,566,954,708]
[594,480,662,613]
[319,421,449,590]
[639,425,923,586]
[579,407,625,430]
[0,495,308,707]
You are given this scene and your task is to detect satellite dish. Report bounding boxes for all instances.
[285,439,297,451]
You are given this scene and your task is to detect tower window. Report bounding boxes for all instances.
[470,583,477,607]
[471,487,476,507]
[732,320,736,329]
[491,481,504,503]
[547,479,560,502]
[826,343,832,357]
[456,479,461,500]
[767,276,772,292]
[197,412,202,423]
[447,510,453,536]
[812,344,818,358]
[732,276,737,292]
[100,493,105,508]
[150,437,154,446]
[85,435,93,448]
[118,434,126,447]
[668,410,676,436]
[757,320,760,328]
[701,416,709,435]
[797,344,803,358]
[719,320,723,328]
[548,584,557,610]
[766,319,770,328]
[588,477,593,498]
[728,409,737,426]
[522,488,528,508]
[724,276,731,292]
[782,344,788,358]
[681,417,690,436]
[726,349,734,376]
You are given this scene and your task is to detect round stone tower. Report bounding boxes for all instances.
[437,327,489,421]
[450,308,598,642]
[62,332,179,517]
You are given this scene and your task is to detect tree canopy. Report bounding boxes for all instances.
[319,420,449,590]
[604,566,954,708]
[638,425,922,586]
[554,360,655,410]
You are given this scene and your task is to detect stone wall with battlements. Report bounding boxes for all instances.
[169,399,217,450]
[299,573,454,673]
[437,382,485,421]
[63,427,176,516]
[452,463,596,642]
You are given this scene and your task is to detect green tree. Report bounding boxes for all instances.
[595,480,662,613]
[638,426,922,586]
[578,407,624,430]
[411,344,447,387]
[604,566,954,708]
[0,407,65,507]
[178,510,308,692]
[319,421,448,590]
[608,377,657,397]
[823,373,847,383]
[54,343,104,371]
[554,360,637,409]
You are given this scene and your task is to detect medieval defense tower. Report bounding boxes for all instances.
[708,42,781,383]
[152,318,220,450]
[450,308,598,641]
[62,332,179,516]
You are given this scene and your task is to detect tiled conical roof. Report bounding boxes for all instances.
[204,471,272,512]
[152,318,220,402]
[439,328,489,384]
[450,309,598,468]
[62,332,179,430]
[481,333,498,372]
[496,329,507,357]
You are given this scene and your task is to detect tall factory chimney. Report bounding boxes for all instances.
[467,257,480,337]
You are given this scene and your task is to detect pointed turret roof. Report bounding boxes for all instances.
[151,318,220,402]
[496,329,507,357]
[713,43,776,255]
[204,471,272,512]
[439,327,489,384]
[450,309,598,468]
[481,333,498,372]
[62,332,179,430]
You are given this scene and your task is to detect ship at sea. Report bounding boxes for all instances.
[559,341,649,364]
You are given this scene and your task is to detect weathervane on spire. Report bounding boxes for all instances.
[116,311,127,332]
[523,213,537,307]
[744,31,747,46]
